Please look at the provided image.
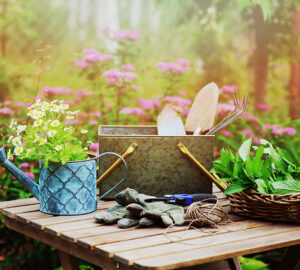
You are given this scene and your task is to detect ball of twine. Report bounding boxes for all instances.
[185,200,228,228]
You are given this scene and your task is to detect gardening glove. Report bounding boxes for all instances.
[116,188,185,227]
[94,203,139,228]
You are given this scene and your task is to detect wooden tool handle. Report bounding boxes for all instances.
[177,143,226,192]
[96,143,137,184]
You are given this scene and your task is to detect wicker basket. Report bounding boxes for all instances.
[226,189,300,223]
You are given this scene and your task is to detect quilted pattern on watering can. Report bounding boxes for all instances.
[39,159,97,215]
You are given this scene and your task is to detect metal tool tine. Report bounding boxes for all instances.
[207,94,248,135]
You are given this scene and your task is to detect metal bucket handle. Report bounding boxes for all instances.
[96,152,128,200]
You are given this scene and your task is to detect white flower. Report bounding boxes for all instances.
[7,149,13,160]
[80,129,88,134]
[34,136,40,143]
[27,109,36,118]
[8,135,13,143]
[12,137,22,146]
[14,146,23,155]
[41,103,50,111]
[16,125,27,134]
[33,119,43,127]
[60,104,69,110]
[39,138,47,145]
[87,140,93,144]
[9,119,17,129]
[64,127,72,132]
[66,115,74,120]
[51,120,60,127]
[31,111,44,120]
[50,105,60,112]
[26,149,32,156]
[48,130,57,137]
[55,145,62,151]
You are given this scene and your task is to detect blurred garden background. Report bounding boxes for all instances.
[0,0,299,269]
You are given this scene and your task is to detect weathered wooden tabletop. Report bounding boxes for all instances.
[1,186,300,270]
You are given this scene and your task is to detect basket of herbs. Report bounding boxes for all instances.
[211,138,300,223]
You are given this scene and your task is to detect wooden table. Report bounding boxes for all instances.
[1,187,300,270]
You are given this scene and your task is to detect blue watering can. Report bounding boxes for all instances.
[0,147,127,215]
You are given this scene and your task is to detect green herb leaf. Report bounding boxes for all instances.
[272,180,300,195]
[224,179,248,195]
[238,138,252,162]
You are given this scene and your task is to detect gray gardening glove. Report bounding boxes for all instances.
[116,188,185,227]
[94,203,139,228]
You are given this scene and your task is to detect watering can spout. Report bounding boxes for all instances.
[0,147,40,200]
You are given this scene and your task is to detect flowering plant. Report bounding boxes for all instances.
[8,100,91,167]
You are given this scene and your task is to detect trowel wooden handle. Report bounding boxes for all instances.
[176,143,226,192]
[96,143,137,184]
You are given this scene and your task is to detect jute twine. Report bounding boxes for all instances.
[164,199,230,246]
[185,200,229,229]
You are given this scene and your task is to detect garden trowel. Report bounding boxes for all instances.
[157,106,186,135]
[185,82,219,133]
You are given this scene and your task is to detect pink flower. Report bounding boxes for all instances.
[179,90,186,96]
[257,103,271,111]
[25,172,35,179]
[122,64,135,71]
[74,59,90,69]
[221,130,233,137]
[131,85,138,90]
[263,124,272,129]
[20,162,30,169]
[241,129,255,138]
[89,143,99,151]
[164,96,191,106]
[0,108,13,115]
[221,85,238,94]
[246,114,257,122]
[271,125,283,135]
[137,98,161,110]
[119,107,144,115]
[182,107,190,117]
[217,103,235,113]
[90,119,98,125]
[104,29,140,40]
[103,69,137,84]
[14,102,25,107]
[177,58,191,67]
[283,127,296,136]
[95,111,102,117]
[156,61,188,73]
[77,89,94,97]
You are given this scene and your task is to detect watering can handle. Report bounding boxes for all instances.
[96,152,128,200]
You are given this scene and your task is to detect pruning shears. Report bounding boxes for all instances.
[144,193,217,206]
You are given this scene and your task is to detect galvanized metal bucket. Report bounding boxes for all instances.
[98,125,214,198]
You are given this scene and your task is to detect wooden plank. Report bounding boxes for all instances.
[45,218,100,236]
[78,226,190,251]
[115,223,282,265]
[133,227,300,270]
[61,225,134,243]
[15,211,52,224]
[96,219,267,258]
[3,216,131,270]
[2,204,41,218]
[0,197,39,212]
[30,201,115,230]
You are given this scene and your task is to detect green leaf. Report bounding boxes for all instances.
[272,180,300,195]
[255,179,269,194]
[269,145,287,173]
[253,146,264,177]
[218,177,236,182]
[238,138,252,162]
[224,179,248,195]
